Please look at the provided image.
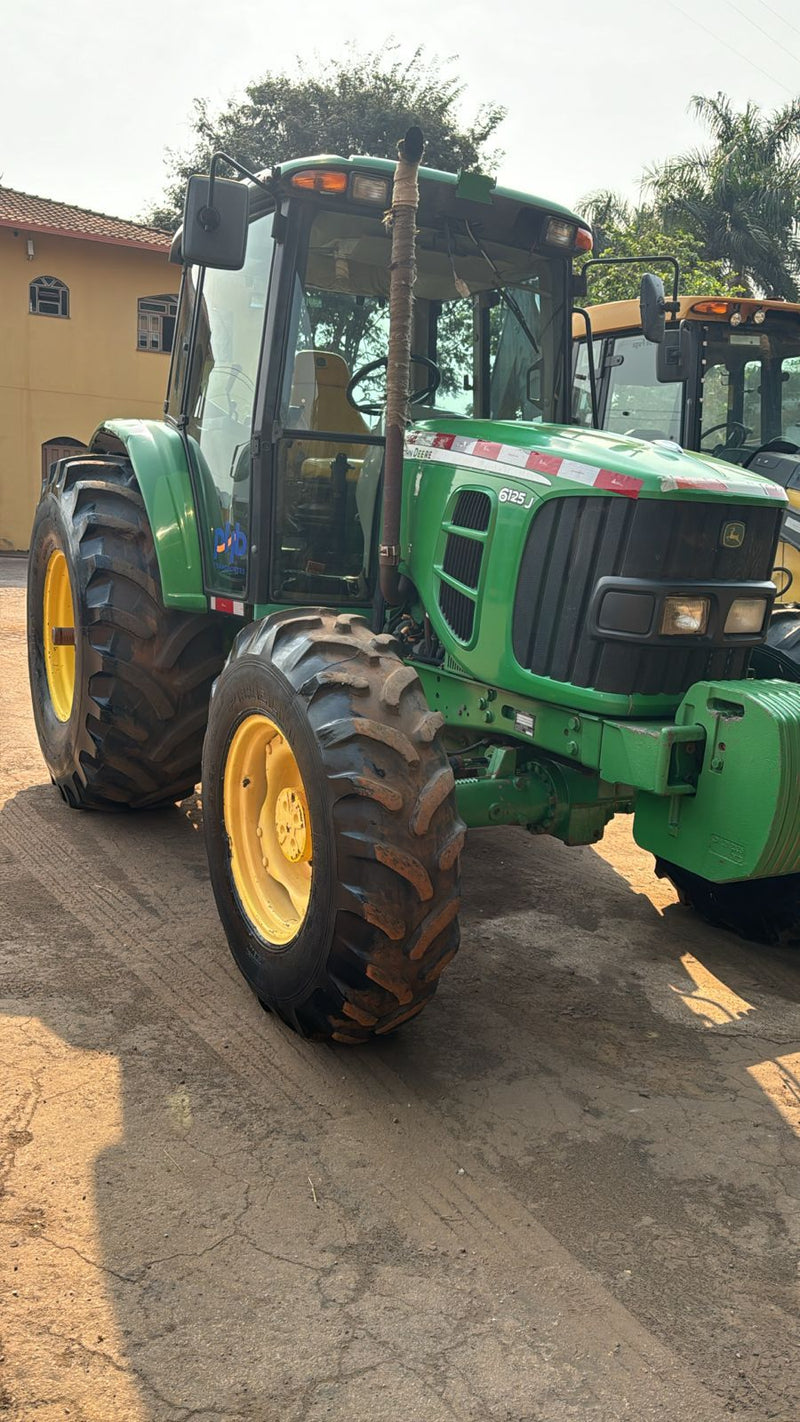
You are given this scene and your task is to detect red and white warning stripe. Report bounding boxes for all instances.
[404,430,643,497]
[210,595,245,615]
[404,429,785,502]
[659,471,785,499]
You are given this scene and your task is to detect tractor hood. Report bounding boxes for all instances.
[405,420,787,508]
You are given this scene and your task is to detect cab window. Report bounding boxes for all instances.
[184,209,274,593]
[604,333,682,441]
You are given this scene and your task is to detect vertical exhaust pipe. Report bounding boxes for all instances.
[380,125,424,606]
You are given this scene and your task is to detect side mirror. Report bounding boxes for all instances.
[640,272,666,344]
[656,322,692,383]
[181,174,249,270]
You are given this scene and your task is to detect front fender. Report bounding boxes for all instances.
[90,418,206,611]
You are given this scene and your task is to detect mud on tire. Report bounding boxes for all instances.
[28,455,228,809]
[202,609,465,1042]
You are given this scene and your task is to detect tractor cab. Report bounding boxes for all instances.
[167,155,591,610]
[572,295,800,461]
[572,293,800,602]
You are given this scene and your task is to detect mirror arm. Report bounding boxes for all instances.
[573,308,599,428]
[204,151,273,227]
[581,254,682,306]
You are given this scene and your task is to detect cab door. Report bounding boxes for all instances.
[173,207,275,599]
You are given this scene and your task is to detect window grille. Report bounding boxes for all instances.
[137,294,178,352]
[30,275,69,318]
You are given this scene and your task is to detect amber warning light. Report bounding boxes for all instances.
[691,300,731,316]
[289,170,349,194]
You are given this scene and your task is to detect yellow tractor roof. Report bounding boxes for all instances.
[573,295,800,339]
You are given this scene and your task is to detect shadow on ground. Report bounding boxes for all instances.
[2,782,800,1420]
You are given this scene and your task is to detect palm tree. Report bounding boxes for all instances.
[578,190,635,255]
[646,93,800,299]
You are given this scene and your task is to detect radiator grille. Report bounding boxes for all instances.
[439,583,475,641]
[437,489,491,643]
[512,495,782,696]
[451,489,491,532]
[442,532,483,590]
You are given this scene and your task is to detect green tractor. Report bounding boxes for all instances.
[27,133,800,1042]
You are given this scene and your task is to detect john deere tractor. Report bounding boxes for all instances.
[27,135,800,1043]
[572,280,800,682]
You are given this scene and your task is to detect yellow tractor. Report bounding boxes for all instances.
[573,289,800,677]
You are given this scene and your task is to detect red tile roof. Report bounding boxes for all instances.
[0,188,173,252]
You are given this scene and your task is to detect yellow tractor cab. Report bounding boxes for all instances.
[572,294,800,607]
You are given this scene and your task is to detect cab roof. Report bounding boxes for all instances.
[270,153,587,227]
[574,294,800,338]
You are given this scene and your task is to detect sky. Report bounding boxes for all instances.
[2,0,799,224]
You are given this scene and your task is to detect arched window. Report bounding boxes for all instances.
[30,276,69,318]
[138,294,178,353]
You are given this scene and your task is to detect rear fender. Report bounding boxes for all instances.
[90,418,206,610]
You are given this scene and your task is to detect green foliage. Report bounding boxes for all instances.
[147,43,505,230]
[577,202,740,305]
[645,93,800,299]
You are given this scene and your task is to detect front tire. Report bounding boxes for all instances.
[202,610,464,1042]
[749,608,800,682]
[28,455,228,809]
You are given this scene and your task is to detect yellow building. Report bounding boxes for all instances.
[0,188,175,550]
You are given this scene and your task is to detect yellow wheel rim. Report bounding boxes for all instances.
[223,713,313,946]
[43,548,76,722]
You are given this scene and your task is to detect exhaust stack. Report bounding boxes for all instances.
[380,125,424,606]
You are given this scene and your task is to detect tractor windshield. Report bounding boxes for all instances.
[280,207,568,427]
[269,202,569,602]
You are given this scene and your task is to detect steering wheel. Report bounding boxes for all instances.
[346,354,441,415]
[700,421,751,450]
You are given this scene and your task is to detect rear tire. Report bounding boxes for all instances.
[28,455,228,809]
[748,608,800,682]
[202,609,464,1041]
[656,859,800,947]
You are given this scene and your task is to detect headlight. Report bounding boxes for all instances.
[724,597,767,635]
[660,597,710,635]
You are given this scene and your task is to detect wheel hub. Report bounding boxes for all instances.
[275,786,310,863]
[42,548,76,722]
[223,714,313,946]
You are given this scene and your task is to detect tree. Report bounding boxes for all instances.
[645,93,800,299]
[577,195,740,305]
[147,44,505,229]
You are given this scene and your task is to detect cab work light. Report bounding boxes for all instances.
[545,217,576,247]
[724,597,767,634]
[290,169,348,194]
[660,597,710,635]
[350,173,390,204]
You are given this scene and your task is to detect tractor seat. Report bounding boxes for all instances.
[290,350,370,440]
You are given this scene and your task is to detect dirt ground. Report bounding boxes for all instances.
[2,569,800,1421]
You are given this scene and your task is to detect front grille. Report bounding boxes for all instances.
[451,489,491,531]
[437,488,491,643]
[442,532,483,589]
[439,583,475,641]
[512,495,782,696]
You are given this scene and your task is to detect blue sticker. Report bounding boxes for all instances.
[213,521,248,567]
